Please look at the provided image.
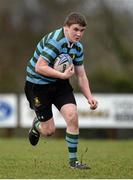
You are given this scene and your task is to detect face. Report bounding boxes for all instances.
[64,24,86,43]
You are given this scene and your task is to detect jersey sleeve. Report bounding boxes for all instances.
[73,43,84,66]
[40,39,61,64]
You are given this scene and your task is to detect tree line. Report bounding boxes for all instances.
[0,0,133,93]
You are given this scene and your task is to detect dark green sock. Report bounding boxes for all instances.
[66,132,79,162]
[34,118,40,132]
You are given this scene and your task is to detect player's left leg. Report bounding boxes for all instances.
[53,80,90,169]
[60,103,79,160]
[60,104,90,169]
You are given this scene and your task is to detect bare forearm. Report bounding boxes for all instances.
[35,65,63,79]
[35,59,74,80]
[75,65,98,109]
[78,76,92,100]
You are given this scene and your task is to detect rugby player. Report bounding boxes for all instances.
[24,12,98,169]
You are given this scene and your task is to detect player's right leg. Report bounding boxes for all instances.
[24,81,55,146]
[28,117,40,146]
[28,99,56,145]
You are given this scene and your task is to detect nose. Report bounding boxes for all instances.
[77,31,81,37]
[77,34,80,37]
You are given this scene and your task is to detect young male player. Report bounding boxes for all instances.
[24,12,98,169]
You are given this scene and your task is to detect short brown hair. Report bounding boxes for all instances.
[64,12,87,27]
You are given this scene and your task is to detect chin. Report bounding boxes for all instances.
[73,39,79,43]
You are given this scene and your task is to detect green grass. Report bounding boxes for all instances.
[0,137,133,179]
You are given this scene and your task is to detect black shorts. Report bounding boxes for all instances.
[24,80,76,122]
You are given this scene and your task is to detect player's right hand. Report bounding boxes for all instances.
[61,64,75,79]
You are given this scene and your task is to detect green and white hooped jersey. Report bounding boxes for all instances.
[26,27,84,84]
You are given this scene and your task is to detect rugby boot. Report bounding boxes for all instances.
[28,118,40,146]
[69,161,91,169]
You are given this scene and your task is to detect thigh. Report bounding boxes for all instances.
[24,81,34,109]
[25,81,53,122]
[53,81,77,111]
[33,85,54,122]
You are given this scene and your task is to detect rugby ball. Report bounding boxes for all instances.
[54,54,72,72]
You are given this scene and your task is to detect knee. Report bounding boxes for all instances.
[46,128,55,136]
[40,125,56,137]
[66,111,78,127]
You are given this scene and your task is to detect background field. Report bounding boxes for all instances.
[0,137,133,179]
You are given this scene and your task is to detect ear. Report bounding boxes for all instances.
[64,26,69,33]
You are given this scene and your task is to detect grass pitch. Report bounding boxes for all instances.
[0,137,133,179]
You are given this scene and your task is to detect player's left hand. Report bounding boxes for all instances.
[88,97,98,110]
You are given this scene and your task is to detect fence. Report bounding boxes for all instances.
[0,93,133,129]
